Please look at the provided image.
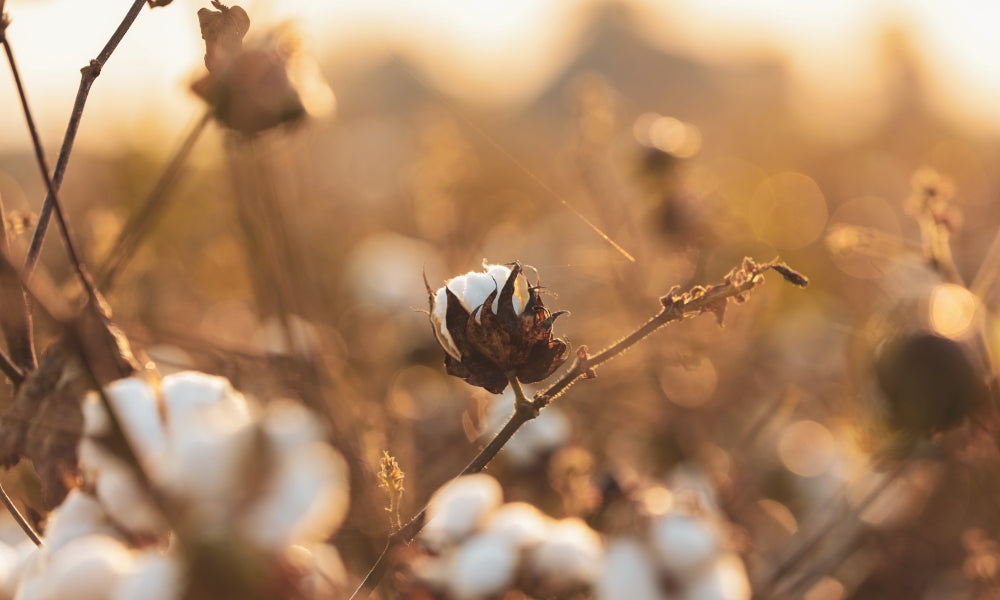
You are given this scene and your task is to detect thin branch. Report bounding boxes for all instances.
[23,0,148,279]
[348,257,808,599]
[752,462,907,599]
[532,257,808,410]
[0,187,33,375]
[0,479,40,546]
[98,111,212,290]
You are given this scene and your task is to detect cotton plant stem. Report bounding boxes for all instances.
[348,257,807,599]
[23,0,149,278]
[752,462,907,599]
[98,110,212,290]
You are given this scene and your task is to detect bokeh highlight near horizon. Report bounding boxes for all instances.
[0,0,999,152]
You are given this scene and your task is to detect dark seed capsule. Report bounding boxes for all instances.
[874,333,986,437]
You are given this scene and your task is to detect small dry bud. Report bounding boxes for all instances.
[378,451,405,530]
[769,262,809,288]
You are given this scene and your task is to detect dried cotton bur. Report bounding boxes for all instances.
[191,1,333,134]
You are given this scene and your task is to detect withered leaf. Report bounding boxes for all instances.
[197,1,250,73]
[0,299,139,508]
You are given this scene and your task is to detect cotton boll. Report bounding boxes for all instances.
[482,502,551,549]
[486,396,570,467]
[0,540,20,598]
[162,420,252,532]
[422,475,503,550]
[527,517,603,590]
[682,554,750,600]
[596,539,666,600]
[44,490,120,553]
[2,541,38,600]
[241,402,349,547]
[157,373,254,526]
[94,462,166,536]
[103,377,168,460]
[282,544,348,599]
[10,548,43,600]
[41,535,135,600]
[446,532,520,600]
[160,372,251,429]
[112,551,183,600]
[651,513,720,579]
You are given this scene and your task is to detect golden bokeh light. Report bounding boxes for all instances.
[749,172,828,251]
[777,419,835,477]
[929,283,978,340]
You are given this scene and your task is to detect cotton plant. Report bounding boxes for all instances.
[4,370,350,599]
[349,258,805,598]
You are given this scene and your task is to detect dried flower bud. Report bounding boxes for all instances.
[427,262,568,394]
[191,16,334,134]
[874,332,986,439]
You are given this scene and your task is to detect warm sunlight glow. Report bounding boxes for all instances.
[930,283,978,340]
[778,420,835,477]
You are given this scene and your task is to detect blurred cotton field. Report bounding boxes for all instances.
[0,0,998,599]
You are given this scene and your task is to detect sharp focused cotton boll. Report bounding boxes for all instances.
[651,512,721,578]
[446,532,520,600]
[527,517,603,590]
[596,539,666,600]
[422,475,504,550]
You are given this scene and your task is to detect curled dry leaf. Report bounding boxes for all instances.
[0,297,139,508]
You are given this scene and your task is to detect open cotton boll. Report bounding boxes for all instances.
[93,462,167,536]
[482,502,551,549]
[682,554,751,600]
[446,532,520,600]
[39,535,135,600]
[159,372,251,431]
[0,540,21,599]
[527,517,603,590]
[431,263,528,360]
[596,539,666,600]
[240,402,349,548]
[1,541,38,600]
[422,475,503,550]
[101,377,169,460]
[111,551,183,600]
[44,490,121,554]
[486,394,570,467]
[161,418,253,531]
[651,512,721,579]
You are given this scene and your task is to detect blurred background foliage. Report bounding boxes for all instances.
[1,1,999,597]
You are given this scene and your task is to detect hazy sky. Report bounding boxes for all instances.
[0,0,998,152]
